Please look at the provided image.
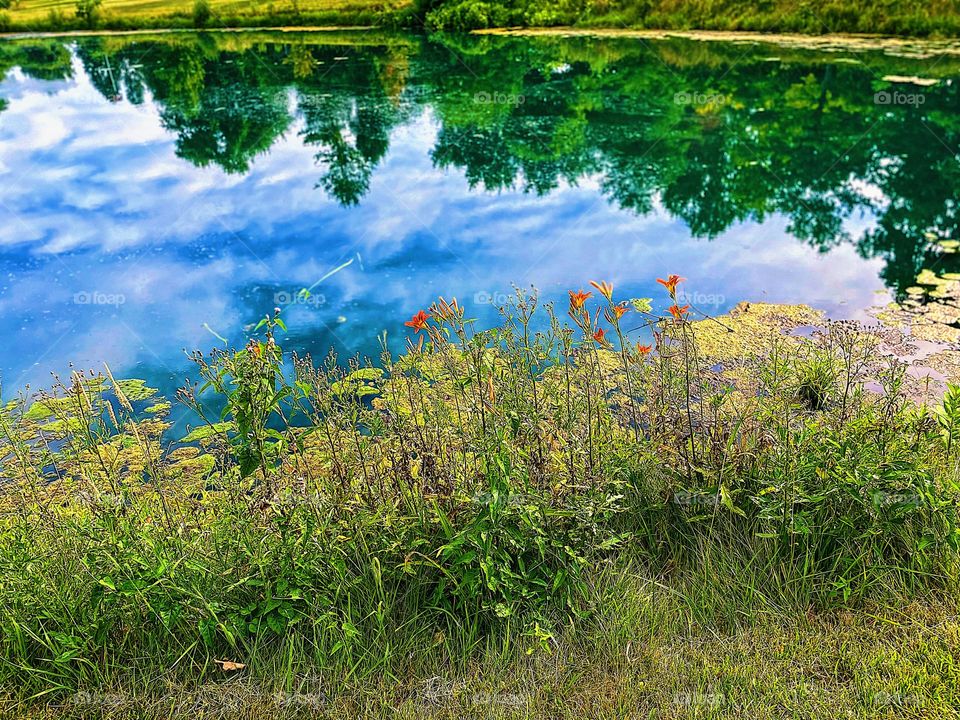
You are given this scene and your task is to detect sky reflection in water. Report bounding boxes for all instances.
[0,31,957,413]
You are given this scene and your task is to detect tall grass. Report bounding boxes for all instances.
[418,0,960,36]
[0,277,958,715]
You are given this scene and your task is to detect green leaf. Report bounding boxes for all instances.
[630,297,653,313]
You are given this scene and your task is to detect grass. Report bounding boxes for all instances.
[1,278,960,718]
[6,597,960,718]
[419,0,960,36]
[0,0,409,32]
[1,0,958,36]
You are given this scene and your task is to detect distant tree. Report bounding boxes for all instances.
[75,0,102,28]
[192,0,212,28]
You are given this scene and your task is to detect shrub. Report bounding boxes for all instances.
[192,0,212,27]
[425,0,512,30]
[74,0,102,28]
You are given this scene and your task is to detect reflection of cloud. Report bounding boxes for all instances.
[0,53,888,396]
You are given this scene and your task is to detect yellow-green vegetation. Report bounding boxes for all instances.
[2,280,960,718]
[0,0,408,33]
[418,0,960,36]
[1,0,958,36]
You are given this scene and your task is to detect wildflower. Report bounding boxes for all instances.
[433,297,462,322]
[604,304,629,324]
[404,310,431,333]
[656,274,686,296]
[668,304,691,321]
[636,343,652,356]
[569,289,592,310]
[589,280,614,302]
[592,328,607,344]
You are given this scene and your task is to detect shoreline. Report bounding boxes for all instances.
[0,24,376,40]
[2,24,959,49]
[475,26,960,54]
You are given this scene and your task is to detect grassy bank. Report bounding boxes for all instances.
[1,0,958,37]
[420,0,960,36]
[0,0,407,33]
[1,278,960,718]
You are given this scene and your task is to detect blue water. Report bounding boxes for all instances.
[1,31,956,418]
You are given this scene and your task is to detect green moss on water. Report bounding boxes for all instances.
[113,379,159,402]
[180,422,234,444]
[689,301,824,364]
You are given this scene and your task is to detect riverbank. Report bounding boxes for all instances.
[1,0,959,38]
[2,283,960,718]
[0,0,406,34]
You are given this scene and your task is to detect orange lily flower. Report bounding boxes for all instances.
[592,328,607,344]
[668,304,691,321]
[589,280,614,302]
[656,274,686,296]
[636,342,652,356]
[569,289,593,310]
[404,310,431,333]
[611,303,629,320]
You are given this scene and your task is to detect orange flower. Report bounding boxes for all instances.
[404,309,431,333]
[589,280,614,302]
[569,289,593,310]
[592,327,607,344]
[668,304,691,321]
[609,303,629,321]
[656,274,686,296]
[635,342,652,356]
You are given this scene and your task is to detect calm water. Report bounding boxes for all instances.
[1,31,959,415]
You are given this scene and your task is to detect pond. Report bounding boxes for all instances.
[0,30,958,426]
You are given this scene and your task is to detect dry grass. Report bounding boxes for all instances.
[5,597,959,719]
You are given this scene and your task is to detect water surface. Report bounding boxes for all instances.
[1,30,958,417]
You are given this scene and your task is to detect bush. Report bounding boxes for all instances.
[425,0,513,30]
[74,0,102,28]
[192,0,212,27]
